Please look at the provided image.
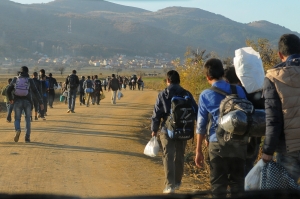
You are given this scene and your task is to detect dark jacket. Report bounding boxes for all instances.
[263,54,300,155]
[7,73,43,105]
[108,77,120,91]
[65,74,79,90]
[48,77,58,90]
[79,78,85,93]
[151,84,198,133]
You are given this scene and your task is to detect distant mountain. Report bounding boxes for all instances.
[1,0,299,59]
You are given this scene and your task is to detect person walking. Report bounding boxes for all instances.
[108,74,120,105]
[39,74,48,120]
[194,58,247,198]
[6,66,44,143]
[93,75,103,105]
[83,76,94,107]
[48,73,58,108]
[65,70,79,113]
[1,78,14,123]
[31,72,42,121]
[261,34,300,182]
[79,76,85,105]
[151,70,198,194]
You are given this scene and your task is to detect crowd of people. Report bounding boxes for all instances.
[150,33,300,195]
[1,33,300,196]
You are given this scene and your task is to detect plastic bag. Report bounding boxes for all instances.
[117,90,123,100]
[100,92,105,100]
[233,47,265,93]
[144,137,160,157]
[245,159,266,191]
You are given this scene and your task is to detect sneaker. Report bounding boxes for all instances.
[163,187,175,194]
[174,182,181,190]
[35,116,38,120]
[25,138,30,143]
[14,130,21,142]
[71,110,75,113]
[67,109,71,113]
[6,120,11,123]
[41,116,46,120]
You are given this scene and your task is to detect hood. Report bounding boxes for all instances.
[267,58,300,88]
[164,84,184,100]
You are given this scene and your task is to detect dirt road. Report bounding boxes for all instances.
[0,89,198,198]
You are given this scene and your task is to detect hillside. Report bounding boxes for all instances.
[1,0,299,58]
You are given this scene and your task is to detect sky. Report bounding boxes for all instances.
[11,0,300,33]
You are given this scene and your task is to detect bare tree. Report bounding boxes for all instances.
[57,66,66,75]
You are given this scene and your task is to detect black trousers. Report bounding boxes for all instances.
[48,89,55,107]
[209,144,245,198]
[79,92,85,104]
[94,91,101,105]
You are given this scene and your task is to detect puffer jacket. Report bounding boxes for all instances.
[151,84,198,133]
[263,54,300,155]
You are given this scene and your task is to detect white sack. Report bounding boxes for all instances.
[245,159,266,191]
[233,47,265,93]
[144,137,160,157]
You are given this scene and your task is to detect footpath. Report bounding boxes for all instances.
[0,89,198,198]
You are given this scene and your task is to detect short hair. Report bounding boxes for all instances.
[224,67,240,84]
[72,70,77,74]
[204,58,224,80]
[112,74,115,78]
[94,75,98,79]
[278,34,300,57]
[87,76,90,79]
[33,72,38,77]
[8,78,12,84]
[20,66,28,73]
[167,70,180,84]
[41,74,46,79]
[81,76,85,79]
[40,69,45,74]
[49,73,52,77]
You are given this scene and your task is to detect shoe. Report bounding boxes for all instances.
[35,116,38,120]
[44,113,47,116]
[14,130,21,142]
[163,187,175,194]
[38,114,41,118]
[67,109,71,113]
[174,182,181,190]
[41,116,46,120]
[71,110,75,113]
[6,120,11,123]
[25,138,30,143]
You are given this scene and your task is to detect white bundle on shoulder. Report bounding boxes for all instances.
[233,47,265,94]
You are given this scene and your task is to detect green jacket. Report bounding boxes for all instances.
[1,84,10,102]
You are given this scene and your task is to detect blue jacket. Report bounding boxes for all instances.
[196,80,247,142]
[263,54,300,155]
[151,84,198,133]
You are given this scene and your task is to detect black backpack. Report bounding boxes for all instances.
[210,85,254,146]
[166,90,196,140]
[68,75,77,89]
[94,80,101,91]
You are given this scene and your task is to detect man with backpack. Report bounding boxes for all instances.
[6,66,44,143]
[108,74,120,105]
[83,76,94,107]
[31,72,42,121]
[65,70,79,113]
[262,34,300,182]
[194,58,247,198]
[93,75,103,105]
[151,70,198,194]
[48,73,58,108]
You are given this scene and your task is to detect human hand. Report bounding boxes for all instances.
[151,132,157,137]
[195,152,204,168]
[9,100,14,105]
[262,153,273,163]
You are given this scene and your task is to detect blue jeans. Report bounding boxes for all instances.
[6,102,14,121]
[14,99,32,139]
[276,150,300,183]
[68,89,77,111]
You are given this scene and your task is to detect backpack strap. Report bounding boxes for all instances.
[210,86,230,96]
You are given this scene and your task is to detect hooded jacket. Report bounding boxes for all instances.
[151,84,198,133]
[263,54,300,155]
